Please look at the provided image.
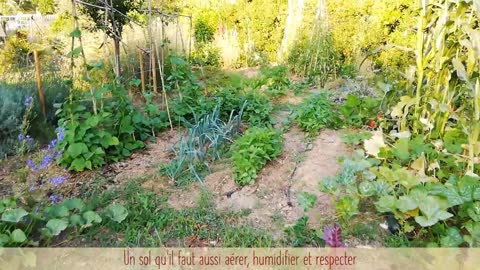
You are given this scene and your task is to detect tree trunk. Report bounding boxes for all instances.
[277,0,305,62]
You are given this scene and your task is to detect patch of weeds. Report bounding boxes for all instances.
[292,81,310,96]
[271,210,285,227]
[222,226,275,247]
[81,180,277,247]
[349,222,380,242]
[384,234,412,247]
[283,216,322,247]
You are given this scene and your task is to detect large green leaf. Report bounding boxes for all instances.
[70,157,87,171]
[375,195,397,213]
[1,208,28,223]
[10,229,27,243]
[414,196,453,227]
[440,227,464,247]
[392,138,410,161]
[467,202,480,222]
[63,198,85,211]
[67,143,88,159]
[69,214,84,226]
[396,195,417,212]
[69,28,82,38]
[464,221,480,247]
[83,211,102,227]
[0,234,9,246]
[46,219,68,236]
[106,204,128,223]
[67,47,82,58]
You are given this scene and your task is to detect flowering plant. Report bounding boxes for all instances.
[26,126,67,203]
[17,96,36,155]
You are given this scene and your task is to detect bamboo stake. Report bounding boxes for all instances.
[151,49,158,94]
[33,50,46,118]
[155,41,173,131]
[138,49,146,93]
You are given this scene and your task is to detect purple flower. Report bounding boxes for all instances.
[29,184,35,191]
[39,154,54,170]
[323,224,344,247]
[50,175,66,186]
[25,96,33,108]
[57,127,65,142]
[18,134,25,142]
[49,195,61,203]
[26,159,37,172]
[48,139,58,150]
[25,135,34,144]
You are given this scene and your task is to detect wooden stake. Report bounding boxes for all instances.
[151,50,158,94]
[33,50,46,118]
[138,49,146,93]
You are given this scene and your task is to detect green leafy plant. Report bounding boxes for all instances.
[0,196,127,247]
[56,81,161,171]
[339,95,381,127]
[294,92,342,135]
[231,127,283,186]
[194,18,215,44]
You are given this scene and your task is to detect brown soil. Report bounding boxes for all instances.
[110,128,181,184]
[162,125,348,238]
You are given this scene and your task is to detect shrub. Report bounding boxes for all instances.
[0,79,69,158]
[194,18,216,44]
[293,92,342,135]
[190,43,222,67]
[231,127,283,186]
[0,31,32,75]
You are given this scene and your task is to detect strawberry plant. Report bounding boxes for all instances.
[231,127,283,186]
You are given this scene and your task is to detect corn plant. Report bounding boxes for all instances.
[390,0,480,175]
[162,103,245,183]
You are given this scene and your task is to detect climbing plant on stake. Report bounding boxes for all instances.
[70,0,97,115]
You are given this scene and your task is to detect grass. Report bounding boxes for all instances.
[77,178,277,247]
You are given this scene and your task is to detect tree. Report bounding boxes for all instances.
[277,0,304,61]
[80,0,143,78]
[32,0,55,14]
